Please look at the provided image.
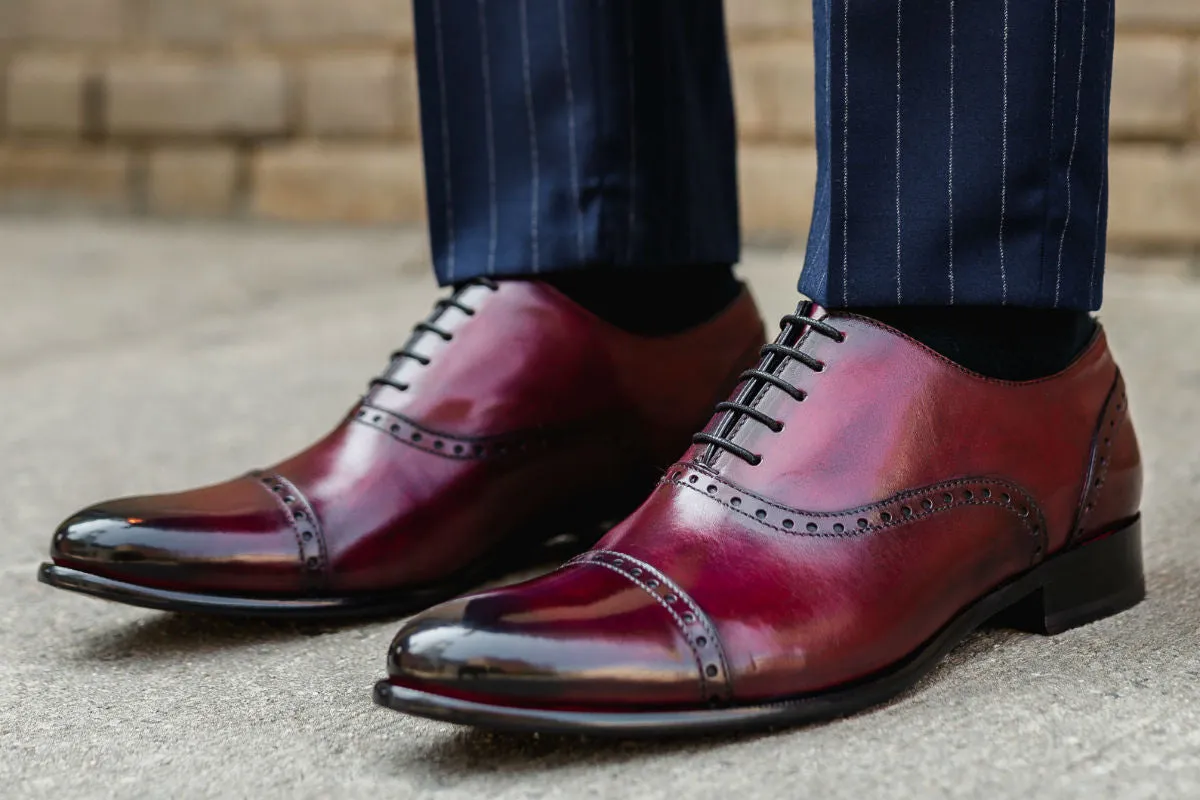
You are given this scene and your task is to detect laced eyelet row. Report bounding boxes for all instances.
[368,277,498,393]
[693,308,845,466]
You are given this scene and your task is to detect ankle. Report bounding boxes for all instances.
[840,306,1096,381]
[534,264,742,336]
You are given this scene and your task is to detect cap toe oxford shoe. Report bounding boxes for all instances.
[40,280,766,619]
[376,303,1145,735]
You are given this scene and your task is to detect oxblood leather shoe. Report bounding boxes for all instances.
[376,302,1145,735]
[38,279,765,619]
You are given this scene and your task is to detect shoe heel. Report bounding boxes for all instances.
[995,517,1145,636]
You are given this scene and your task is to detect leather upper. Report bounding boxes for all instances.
[50,281,765,596]
[387,307,1142,710]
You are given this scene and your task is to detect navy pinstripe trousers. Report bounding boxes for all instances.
[414,0,1115,311]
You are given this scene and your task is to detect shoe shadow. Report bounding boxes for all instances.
[397,723,774,777]
[71,612,381,664]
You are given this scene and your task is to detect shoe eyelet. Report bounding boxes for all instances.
[857,518,868,528]
[755,509,767,520]
[833,523,845,533]
[705,665,719,678]
[880,512,892,523]
[782,519,795,529]
[696,637,708,648]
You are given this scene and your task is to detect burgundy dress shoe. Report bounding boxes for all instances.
[39,279,765,619]
[377,302,1145,735]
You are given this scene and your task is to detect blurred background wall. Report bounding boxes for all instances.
[0,0,1197,271]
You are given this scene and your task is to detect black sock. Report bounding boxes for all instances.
[843,307,1096,381]
[538,264,742,336]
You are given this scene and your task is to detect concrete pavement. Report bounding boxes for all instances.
[0,217,1197,799]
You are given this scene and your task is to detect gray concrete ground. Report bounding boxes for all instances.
[0,217,1198,799]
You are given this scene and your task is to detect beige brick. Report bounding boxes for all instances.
[301,53,419,138]
[726,3,812,40]
[106,58,289,137]
[253,145,424,223]
[144,0,240,46]
[739,144,817,239]
[6,55,89,135]
[243,0,413,45]
[149,148,240,215]
[1117,3,1200,30]
[732,41,816,141]
[23,0,127,43]
[1108,144,1200,246]
[1107,252,1198,277]
[1109,36,1190,139]
[0,1,27,44]
[0,145,129,211]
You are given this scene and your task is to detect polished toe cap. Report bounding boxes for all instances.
[386,558,723,711]
[50,479,306,595]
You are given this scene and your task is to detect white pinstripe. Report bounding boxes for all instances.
[999,0,1010,304]
[816,0,833,274]
[894,0,903,304]
[624,0,638,264]
[477,0,498,275]
[432,0,456,280]
[842,0,851,305]
[1049,0,1061,179]
[948,0,956,304]
[518,0,541,272]
[556,0,586,262]
[1090,0,1114,307]
[1056,0,1090,307]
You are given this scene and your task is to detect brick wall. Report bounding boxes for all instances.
[0,0,1197,264]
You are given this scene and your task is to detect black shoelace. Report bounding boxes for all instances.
[693,307,846,466]
[368,277,499,393]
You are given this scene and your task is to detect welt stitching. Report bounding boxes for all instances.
[588,549,733,689]
[274,473,326,573]
[353,403,614,461]
[666,467,1037,521]
[672,479,1041,539]
[252,471,326,586]
[572,558,710,703]
[1075,376,1126,539]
